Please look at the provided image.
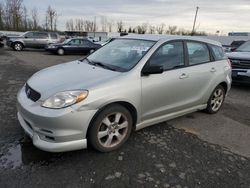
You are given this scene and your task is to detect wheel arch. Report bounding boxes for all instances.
[86,101,138,139]
[218,82,228,93]
[12,41,24,48]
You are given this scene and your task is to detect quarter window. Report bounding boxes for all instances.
[210,45,226,60]
[150,41,184,70]
[187,42,210,65]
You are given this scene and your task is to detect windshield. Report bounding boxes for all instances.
[236,41,250,52]
[63,39,71,44]
[87,39,156,72]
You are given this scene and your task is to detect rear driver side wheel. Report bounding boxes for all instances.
[88,104,133,152]
[206,85,225,114]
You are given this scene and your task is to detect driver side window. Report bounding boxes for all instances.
[150,41,184,70]
[25,32,34,38]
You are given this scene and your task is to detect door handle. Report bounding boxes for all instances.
[210,67,216,72]
[179,73,189,79]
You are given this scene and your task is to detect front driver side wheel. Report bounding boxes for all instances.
[88,104,133,152]
[13,42,23,51]
[206,85,225,114]
[57,48,64,55]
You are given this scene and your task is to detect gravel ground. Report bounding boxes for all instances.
[0,48,250,188]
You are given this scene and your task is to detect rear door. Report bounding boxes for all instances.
[180,41,216,106]
[80,39,93,53]
[33,32,49,48]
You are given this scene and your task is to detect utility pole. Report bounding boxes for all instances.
[192,6,199,35]
[94,16,96,39]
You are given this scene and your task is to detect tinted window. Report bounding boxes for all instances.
[25,32,34,38]
[210,45,226,61]
[150,41,184,70]
[236,41,250,52]
[50,33,58,39]
[187,42,210,65]
[81,40,92,45]
[68,39,81,45]
[33,32,48,39]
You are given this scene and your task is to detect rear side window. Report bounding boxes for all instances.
[187,42,210,65]
[210,45,226,61]
[50,33,58,39]
[81,40,92,45]
[33,32,48,39]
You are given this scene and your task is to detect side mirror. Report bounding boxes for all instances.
[142,64,163,76]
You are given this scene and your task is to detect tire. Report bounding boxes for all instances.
[57,48,64,55]
[89,49,95,54]
[13,42,23,51]
[88,104,133,152]
[205,85,225,114]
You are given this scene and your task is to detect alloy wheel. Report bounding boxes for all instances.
[211,88,224,112]
[97,112,129,148]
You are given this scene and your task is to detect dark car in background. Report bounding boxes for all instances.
[0,33,4,48]
[6,31,60,51]
[46,38,101,55]
[227,40,250,84]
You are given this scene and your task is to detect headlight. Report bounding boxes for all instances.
[42,90,88,109]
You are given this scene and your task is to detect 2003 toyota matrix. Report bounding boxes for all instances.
[17,35,232,152]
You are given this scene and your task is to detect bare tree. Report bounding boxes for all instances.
[75,18,84,31]
[66,19,74,31]
[4,0,24,30]
[149,25,155,34]
[31,7,38,30]
[107,20,113,32]
[156,23,165,34]
[167,25,177,35]
[84,20,95,32]
[45,6,57,31]
[100,16,107,32]
[0,3,5,30]
[117,20,124,33]
[136,23,148,34]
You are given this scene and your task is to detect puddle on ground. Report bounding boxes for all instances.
[0,137,63,169]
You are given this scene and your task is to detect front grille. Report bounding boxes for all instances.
[230,58,250,69]
[25,84,41,102]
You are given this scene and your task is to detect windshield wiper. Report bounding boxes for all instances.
[80,58,117,71]
[92,62,117,71]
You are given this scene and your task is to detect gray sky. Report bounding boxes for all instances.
[22,0,250,34]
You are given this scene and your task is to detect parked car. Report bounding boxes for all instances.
[17,35,231,153]
[0,34,4,48]
[46,38,101,55]
[227,40,250,84]
[6,31,60,51]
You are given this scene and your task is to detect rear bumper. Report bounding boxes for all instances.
[232,69,250,84]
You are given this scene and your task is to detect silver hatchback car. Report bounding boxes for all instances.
[17,35,232,152]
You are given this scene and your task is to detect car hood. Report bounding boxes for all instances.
[27,60,121,100]
[226,51,250,60]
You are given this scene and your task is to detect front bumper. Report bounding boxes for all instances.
[232,69,250,84]
[17,87,97,152]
